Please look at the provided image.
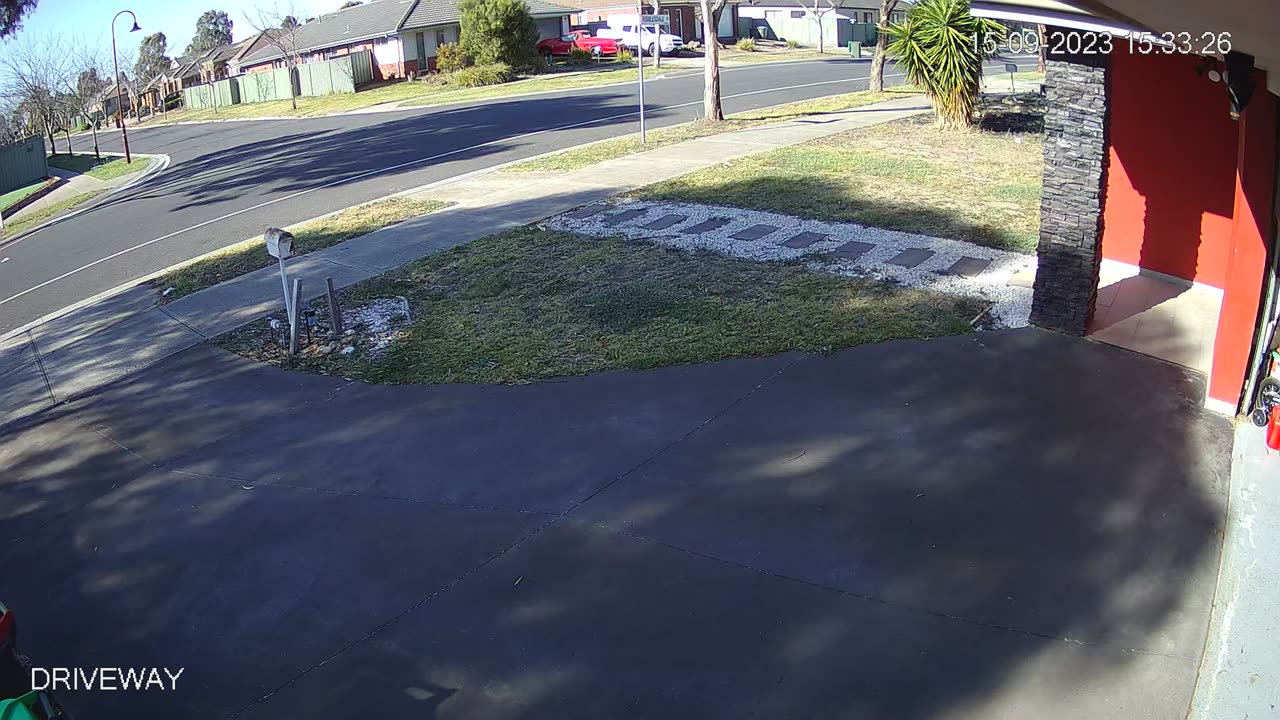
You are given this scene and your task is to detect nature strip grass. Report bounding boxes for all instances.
[155,197,451,300]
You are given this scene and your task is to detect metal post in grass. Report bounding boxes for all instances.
[110,10,141,164]
[288,278,303,355]
[635,0,646,143]
[1005,62,1017,94]
[326,277,344,338]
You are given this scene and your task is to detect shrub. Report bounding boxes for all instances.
[736,38,757,52]
[786,38,800,49]
[885,0,1004,128]
[617,46,634,63]
[447,62,515,87]
[568,47,594,65]
[436,42,472,73]
[459,0,540,69]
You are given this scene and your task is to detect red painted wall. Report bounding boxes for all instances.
[1100,48,1240,288]
[1210,87,1278,406]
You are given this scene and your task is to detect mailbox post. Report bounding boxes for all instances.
[265,227,296,334]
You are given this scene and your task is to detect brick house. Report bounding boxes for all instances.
[563,0,743,44]
[237,0,576,80]
[972,0,1278,415]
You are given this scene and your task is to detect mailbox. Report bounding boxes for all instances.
[265,228,295,259]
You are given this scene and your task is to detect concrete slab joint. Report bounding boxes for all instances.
[1029,46,1112,337]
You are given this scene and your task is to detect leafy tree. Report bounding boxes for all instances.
[868,0,898,92]
[186,9,233,56]
[885,0,1003,128]
[458,0,539,70]
[0,0,38,39]
[134,32,171,88]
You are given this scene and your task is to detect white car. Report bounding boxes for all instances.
[597,22,684,57]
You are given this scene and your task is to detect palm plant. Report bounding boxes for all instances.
[885,0,1004,128]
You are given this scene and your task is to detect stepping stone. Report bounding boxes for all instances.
[731,224,780,241]
[831,240,875,260]
[944,256,992,278]
[681,218,730,234]
[643,214,687,230]
[886,248,935,268]
[602,209,646,226]
[783,231,827,248]
[566,205,608,219]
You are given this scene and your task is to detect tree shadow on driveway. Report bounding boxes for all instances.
[0,325,1231,719]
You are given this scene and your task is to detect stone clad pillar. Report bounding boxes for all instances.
[1029,49,1112,335]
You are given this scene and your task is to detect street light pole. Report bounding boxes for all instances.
[110,9,141,164]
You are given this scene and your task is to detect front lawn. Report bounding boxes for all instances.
[156,197,451,300]
[47,154,147,182]
[217,227,980,384]
[2,190,103,236]
[631,106,1044,253]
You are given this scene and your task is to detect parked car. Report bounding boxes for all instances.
[596,17,684,56]
[537,32,619,59]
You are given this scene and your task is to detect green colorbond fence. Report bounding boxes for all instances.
[182,78,241,111]
[0,137,50,195]
[238,67,296,104]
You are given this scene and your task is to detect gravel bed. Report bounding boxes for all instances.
[546,200,1036,328]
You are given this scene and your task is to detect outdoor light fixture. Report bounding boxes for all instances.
[111,10,141,163]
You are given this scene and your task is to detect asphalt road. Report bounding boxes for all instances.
[0,57,1034,335]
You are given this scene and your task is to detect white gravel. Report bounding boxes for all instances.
[345,297,411,354]
[546,200,1036,328]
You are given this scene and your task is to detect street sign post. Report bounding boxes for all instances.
[635,0,647,143]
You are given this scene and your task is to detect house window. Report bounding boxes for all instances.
[790,10,804,18]
[436,28,446,47]
[862,11,871,23]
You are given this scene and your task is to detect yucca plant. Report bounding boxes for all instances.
[885,0,1005,128]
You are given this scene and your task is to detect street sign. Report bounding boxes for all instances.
[641,13,670,27]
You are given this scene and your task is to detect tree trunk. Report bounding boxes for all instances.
[1037,24,1046,73]
[699,0,723,121]
[869,0,896,92]
[814,1,823,54]
[45,120,56,156]
[63,128,71,155]
[651,2,662,69]
[91,124,100,161]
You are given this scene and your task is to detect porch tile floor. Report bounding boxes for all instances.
[1089,260,1223,374]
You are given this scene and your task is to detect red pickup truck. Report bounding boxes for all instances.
[537,32,619,58]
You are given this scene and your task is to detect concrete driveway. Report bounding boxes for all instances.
[0,328,1231,719]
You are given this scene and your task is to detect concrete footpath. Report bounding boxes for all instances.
[0,93,931,429]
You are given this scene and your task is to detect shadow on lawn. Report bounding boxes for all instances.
[638,173,1039,252]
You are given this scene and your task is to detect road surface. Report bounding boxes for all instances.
[0,57,1035,335]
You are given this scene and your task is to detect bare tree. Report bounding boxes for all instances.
[695,0,727,121]
[244,3,305,110]
[868,0,899,92]
[793,0,837,54]
[115,43,140,121]
[64,36,109,159]
[0,34,73,153]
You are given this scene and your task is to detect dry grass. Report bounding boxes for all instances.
[632,112,1044,253]
[505,90,908,173]
[217,227,979,384]
[156,197,451,299]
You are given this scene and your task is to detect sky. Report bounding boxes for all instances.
[3,0,340,60]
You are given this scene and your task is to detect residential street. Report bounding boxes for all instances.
[0,57,1033,336]
[0,328,1232,719]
